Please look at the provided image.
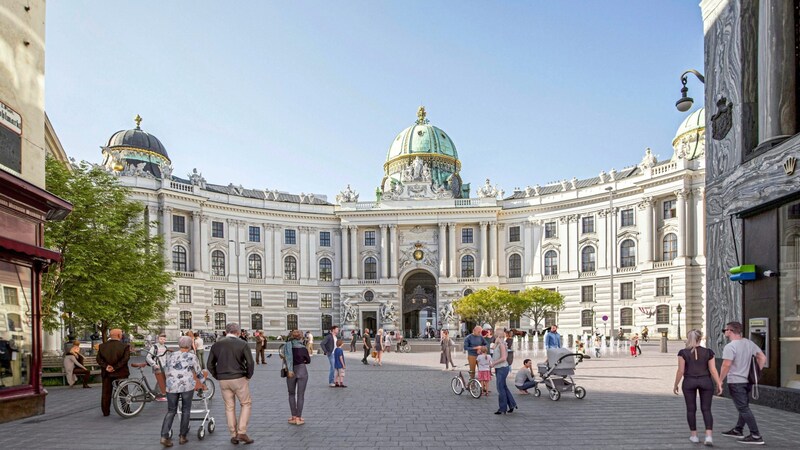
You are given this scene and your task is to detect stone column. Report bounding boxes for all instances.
[597,210,607,269]
[569,216,579,272]
[530,221,541,276]
[192,211,202,272]
[264,224,274,278]
[350,225,359,279]
[497,223,507,277]
[558,216,569,273]
[309,227,317,279]
[758,0,796,145]
[199,214,209,273]
[161,206,173,269]
[380,224,389,279]
[489,222,498,277]
[274,225,283,278]
[389,224,398,279]
[638,198,653,263]
[448,223,457,278]
[341,226,350,279]
[676,190,687,258]
[684,191,694,258]
[438,223,447,276]
[479,222,488,277]
[333,228,342,280]
[523,222,533,276]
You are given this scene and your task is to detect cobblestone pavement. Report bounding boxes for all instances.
[2,342,798,449]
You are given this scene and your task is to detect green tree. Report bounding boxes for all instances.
[517,287,566,333]
[42,157,173,341]
[453,287,525,330]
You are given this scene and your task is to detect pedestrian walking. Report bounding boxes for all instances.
[642,326,649,343]
[255,331,267,365]
[490,334,516,414]
[334,339,347,387]
[439,329,455,370]
[545,325,561,349]
[514,359,537,394]
[635,333,643,356]
[463,326,489,380]
[719,321,767,445]
[673,329,722,446]
[361,328,372,365]
[63,340,91,388]
[159,336,206,447]
[305,331,314,356]
[284,329,311,425]
[384,329,392,353]
[630,334,639,357]
[96,328,130,416]
[194,331,205,370]
[373,329,384,366]
[349,330,357,352]
[207,322,255,445]
[146,333,170,400]
[593,335,602,358]
[321,325,338,387]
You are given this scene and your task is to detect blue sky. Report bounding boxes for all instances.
[45,1,704,201]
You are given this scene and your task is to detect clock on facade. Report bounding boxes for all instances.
[413,249,424,261]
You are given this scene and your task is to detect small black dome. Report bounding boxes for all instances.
[107,126,169,160]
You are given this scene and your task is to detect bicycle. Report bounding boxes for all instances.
[451,370,482,399]
[396,339,411,353]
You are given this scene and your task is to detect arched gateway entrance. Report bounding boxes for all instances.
[402,271,437,338]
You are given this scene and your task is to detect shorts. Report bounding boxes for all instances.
[336,368,346,378]
[477,370,491,382]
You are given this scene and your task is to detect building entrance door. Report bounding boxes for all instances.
[361,311,377,335]
[402,271,437,339]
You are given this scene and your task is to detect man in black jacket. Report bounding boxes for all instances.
[320,325,339,387]
[96,328,130,416]
[208,323,255,445]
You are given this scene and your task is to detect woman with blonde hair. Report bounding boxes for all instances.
[673,329,723,446]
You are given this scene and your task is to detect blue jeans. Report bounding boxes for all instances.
[161,390,193,439]
[515,379,537,391]
[327,353,336,384]
[728,383,759,436]
[495,366,516,411]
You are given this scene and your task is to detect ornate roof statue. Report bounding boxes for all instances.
[476,178,501,199]
[336,184,359,204]
[188,168,206,188]
[416,106,429,125]
[639,147,658,169]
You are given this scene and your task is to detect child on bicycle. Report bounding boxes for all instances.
[476,346,492,396]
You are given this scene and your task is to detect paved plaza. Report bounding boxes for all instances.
[2,342,798,449]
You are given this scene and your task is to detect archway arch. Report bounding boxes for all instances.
[401,270,437,338]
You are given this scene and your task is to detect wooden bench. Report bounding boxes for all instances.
[42,356,101,385]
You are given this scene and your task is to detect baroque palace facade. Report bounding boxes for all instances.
[99,108,706,340]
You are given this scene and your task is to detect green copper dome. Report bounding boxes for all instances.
[386,107,458,160]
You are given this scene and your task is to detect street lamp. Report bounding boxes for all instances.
[605,187,616,337]
[229,238,245,325]
[676,304,683,339]
[204,308,210,327]
[675,69,705,112]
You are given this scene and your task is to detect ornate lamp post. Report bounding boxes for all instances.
[675,69,705,112]
[204,309,210,328]
[676,304,683,339]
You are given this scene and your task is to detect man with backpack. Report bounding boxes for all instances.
[719,321,767,445]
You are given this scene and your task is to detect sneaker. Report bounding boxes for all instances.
[329,383,336,387]
[722,429,745,439]
[738,435,764,445]
[155,397,168,402]
[704,436,713,447]
[689,436,700,444]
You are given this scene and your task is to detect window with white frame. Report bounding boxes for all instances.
[544,222,557,239]
[509,226,520,242]
[656,305,670,324]
[544,250,558,275]
[248,254,262,279]
[462,227,474,244]
[179,311,192,329]
[172,215,186,233]
[581,246,596,272]
[508,254,521,278]
[620,240,636,267]
[662,233,677,260]
[663,199,677,219]
[364,257,377,280]
[178,286,191,303]
[172,245,188,272]
[213,289,226,306]
[319,258,332,281]
[284,256,297,280]
[656,277,670,297]
[285,229,296,245]
[461,255,475,278]
[620,282,634,300]
[211,250,225,276]
[582,216,595,234]
[286,292,298,308]
[214,312,226,330]
[581,285,594,302]
[320,293,332,309]
[621,209,635,227]
[211,221,224,238]
[249,226,260,242]
[364,230,376,246]
[319,231,331,247]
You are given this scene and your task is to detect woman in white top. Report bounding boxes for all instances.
[194,331,205,369]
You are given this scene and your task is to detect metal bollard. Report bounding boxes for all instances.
[660,331,668,353]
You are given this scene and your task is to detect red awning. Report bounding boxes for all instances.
[0,236,61,263]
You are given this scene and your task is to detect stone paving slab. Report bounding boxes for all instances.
[0,342,798,449]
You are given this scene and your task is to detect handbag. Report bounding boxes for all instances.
[280,365,288,378]
[371,350,377,359]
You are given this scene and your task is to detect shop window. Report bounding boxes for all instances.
[778,201,800,388]
[0,261,32,388]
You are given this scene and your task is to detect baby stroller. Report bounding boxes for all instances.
[537,348,586,401]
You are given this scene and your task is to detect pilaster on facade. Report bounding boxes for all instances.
[675,189,687,258]
[479,221,488,279]
[341,226,350,279]
[447,222,457,280]
[438,223,447,276]
[380,224,389,279]
[333,228,342,280]
[489,222,498,278]
[308,227,318,280]
[389,224,398,279]
[191,211,202,272]
[349,225,359,280]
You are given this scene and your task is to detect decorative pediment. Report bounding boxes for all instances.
[658,224,678,235]
[616,230,639,241]
[172,237,190,248]
[542,242,561,252]
[578,236,599,246]
[504,244,524,254]
[316,249,335,259]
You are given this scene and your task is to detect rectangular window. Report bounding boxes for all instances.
[179,311,192,330]
[249,226,260,242]
[778,200,800,388]
[620,209,635,227]
[172,215,186,233]
[321,314,333,332]
[364,258,377,280]
[656,305,670,325]
[320,293,332,309]
[509,315,521,329]
[509,226,520,242]
[581,310,593,328]
[285,229,296,245]
[214,312,226,330]
[251,314,263,331]
[250,291,262,307]
[663,199,677,219]
[178,286,192,303]
[211,221,224,238]
[319,231,331,247]
[213,289,226,306]
[620,282,634,300]
[581,285,594,303]
[544,222,557,239]
[364,230,376,246]
[461,227,474,244]
[656,277,670,297]
[286,292,298,308]
[287,314,298,330]
[582,216,595,234]
[544,311,557,329]
[620,308,633,326]
[3,286,19,305]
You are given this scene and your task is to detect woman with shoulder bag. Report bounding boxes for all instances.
[674,329,723,446]
[284,329,311,425]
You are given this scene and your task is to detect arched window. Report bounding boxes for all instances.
[581,246,596,272]
[620,307,633,326]
[248,254,262,279]
[211,250,226,276]
[581,309,593,327]
[172,245,187,272]
[214,312,226,330]
[179,311,192,329]
[620,240,636,268]
[544,250,558,275]
[463,289,473,297]
[364,256,377,280]
[287,314,299,331]
[656,305,670,324]
[321,314,333,332]
[508,254,522,278]
[319,258,332,281]
[251,313,263,330]
[662,233,677,261]
[461,255,475,278]
[284,256,297,280]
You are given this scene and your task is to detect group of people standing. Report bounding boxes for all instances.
[462,326,518,414]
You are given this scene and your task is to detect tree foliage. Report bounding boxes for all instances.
[518,287,566,332]
[452,287,528,330]
[42,157,173,340]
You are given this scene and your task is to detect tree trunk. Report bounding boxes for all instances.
[100,323,108,343]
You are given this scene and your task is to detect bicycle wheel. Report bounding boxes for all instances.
[196,378,215,400]
[451,377,464,395]
[113,380,148,418]
[467,379,482,399]
[400,343,411,353]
